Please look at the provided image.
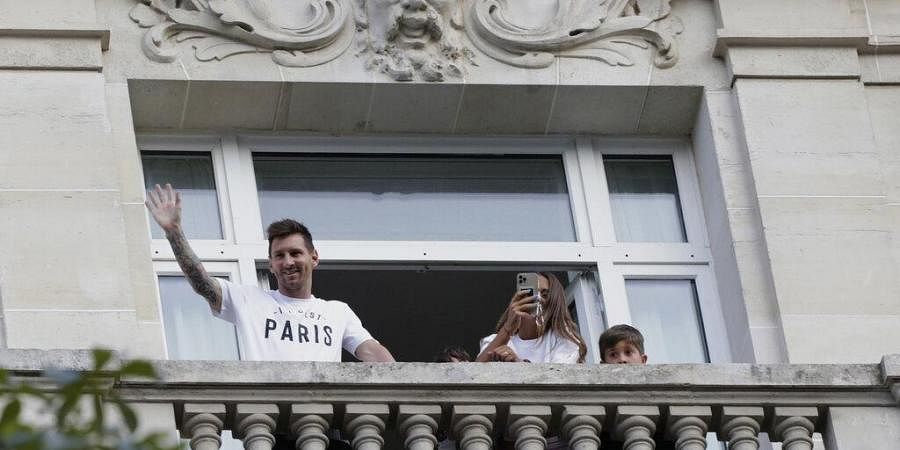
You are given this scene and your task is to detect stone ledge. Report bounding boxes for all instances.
[714,29,870,57]
[0,26,109,50]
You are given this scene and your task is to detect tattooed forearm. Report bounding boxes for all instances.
[166,227,223,312]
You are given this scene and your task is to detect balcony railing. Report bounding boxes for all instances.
[3,350,898,450]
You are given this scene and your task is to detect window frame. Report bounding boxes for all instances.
[139,133,732,363]
[151,260,243,360]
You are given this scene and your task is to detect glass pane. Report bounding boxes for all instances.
[604,156,686,242]
[158,276,239,360]
[625,279,708,363]
[253,154,576,241]
[141,152,223,239]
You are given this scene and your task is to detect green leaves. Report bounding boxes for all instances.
[0,349,183,450]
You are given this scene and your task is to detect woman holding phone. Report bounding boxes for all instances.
[475,272,587,363]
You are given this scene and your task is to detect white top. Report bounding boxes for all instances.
[214,278,375,361]
[479,330,580,363]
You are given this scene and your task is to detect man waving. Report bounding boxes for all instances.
[145,183,394,362]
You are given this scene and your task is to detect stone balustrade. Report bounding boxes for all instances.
[2,351,899,450]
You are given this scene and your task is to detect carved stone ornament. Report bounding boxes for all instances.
[465,0,680,69]
[129,0,356,67]
[356,0,475,82]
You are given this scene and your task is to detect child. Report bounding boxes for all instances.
[598,324,648,364]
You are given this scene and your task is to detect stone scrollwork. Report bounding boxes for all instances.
[129,0,356,67]
[465,0,680,69]
[356,0,475,82]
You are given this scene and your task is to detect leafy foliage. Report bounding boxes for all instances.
[0,349,183,450]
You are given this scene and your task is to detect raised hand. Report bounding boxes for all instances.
[145,183,182,233]
[500,289,538,336]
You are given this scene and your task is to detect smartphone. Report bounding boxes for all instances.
[516,272,540,298]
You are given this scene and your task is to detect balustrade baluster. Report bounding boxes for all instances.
[507,405,550,450]
[235,404,279,450]
[665,406,711,450]
[718,407,764,450]
[614,406,660,450]
[451,405,496,450]
[290,404,333,450]
[183,404,226,450]
[772,408,818,450]
[344,404,389,450]
[560,406,605,450]
[398,405,441,450]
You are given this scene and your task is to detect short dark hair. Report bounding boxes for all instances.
[266,219,314,256]
[433,345,472,363]
[598,324,645,361]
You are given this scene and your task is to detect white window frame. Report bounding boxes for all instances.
[139,133,733,363]
[151,260,242,360]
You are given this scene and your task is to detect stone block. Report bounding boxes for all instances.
[825,407,900,450]
[455,84,556,134]
[128,80,189,130]
[781,314,900,363]
[282,82,372,132]
[865,0,900,36]
[735,79,882,196]
[868,54,900,85]
[730,241,781,325]
[716,0,862,30]
[463,50,557,86]
[132,321,166,360]
[181,81,282,130]
[859,55,880,84]
[557,51,652,87]
[0,130,117,190]
[637,86,703,135]
[105,83,146,204]
[0,36,102,70]
[132,403,180,448]
[2,310,147,351]
[0,191,135,310]
[649,0,729,90]
[0,0,97,24]
[179,51,282,83]
[864,86,900,201]
[759,197,897,315]
[749,326,789,364]
[726,47,860,80]
[367,82,463,134]
[121,203,162,321]
[0,71,109,133]
[547,86,646,134]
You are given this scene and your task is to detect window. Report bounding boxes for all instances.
[605,156,686,242]
[140,135,730,364]
[253,154,576,241]
[141,152,223,239]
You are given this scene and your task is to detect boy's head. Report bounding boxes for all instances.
[598,324,648,364]
[433,345,472,363]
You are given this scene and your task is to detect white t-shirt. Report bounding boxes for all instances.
[479,330,580,363]
[214,278,375,361]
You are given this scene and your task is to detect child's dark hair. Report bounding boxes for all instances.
[598,324,645,359]
[433,345,472,362]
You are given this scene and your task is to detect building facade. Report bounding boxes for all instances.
[1,0,899,448]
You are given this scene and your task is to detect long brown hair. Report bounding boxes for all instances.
[495,272,588,363]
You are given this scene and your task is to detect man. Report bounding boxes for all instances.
[145,183,394,362]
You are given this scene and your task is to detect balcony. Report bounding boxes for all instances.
[2,350,899,450]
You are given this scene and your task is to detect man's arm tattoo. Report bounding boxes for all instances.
[167,229,222,311]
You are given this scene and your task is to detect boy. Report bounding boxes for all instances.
[598,324,648,364]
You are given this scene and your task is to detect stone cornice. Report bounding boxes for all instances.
[0,25,110,50]
[714,28,870,57]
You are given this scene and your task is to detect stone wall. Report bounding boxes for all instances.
[0,0,897,363]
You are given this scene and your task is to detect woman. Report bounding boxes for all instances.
[476,272,587,363]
